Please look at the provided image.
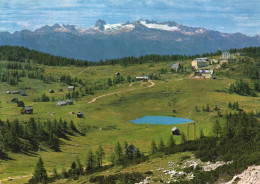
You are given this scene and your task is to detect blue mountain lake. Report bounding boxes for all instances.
[130,116,194,125]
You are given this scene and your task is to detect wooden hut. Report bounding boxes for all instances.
[56,101,67,106]
[21,106,33,114]
[66,99,73,105]
[68,86,75,92]
[11,97,18,103]
[49,89,54,93]
[172,127,181,135]
[77,112,84,118]
[19,91,27,96]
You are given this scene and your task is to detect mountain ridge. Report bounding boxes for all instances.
[1,19,260,61]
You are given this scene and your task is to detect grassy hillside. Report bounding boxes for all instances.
[0,48,259,183]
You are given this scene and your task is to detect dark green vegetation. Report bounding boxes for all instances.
[30,157,48,184]
[144,111,260,184]
[0,118,80,154]
[0,45,222,67]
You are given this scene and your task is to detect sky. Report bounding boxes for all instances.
[0,0,260,36]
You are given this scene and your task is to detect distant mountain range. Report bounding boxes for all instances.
[1,19,260,61]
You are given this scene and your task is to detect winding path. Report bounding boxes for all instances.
[88,80,155,104]
[77,67,90,75]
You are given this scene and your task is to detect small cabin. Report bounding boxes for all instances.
[115,72,120,76]
[136,75,149,81]
[66,99,73,105]
[68,86,75,92]
[172,127,181,135]
[6,91,11,94]
[21,106,33,114]
[49,89,54,93]
[58,89,63,92]
[77,112,84,118]
[19,91,27,96]
[191,58,209,68]
[11,97,18,103]
[56,101,67,106]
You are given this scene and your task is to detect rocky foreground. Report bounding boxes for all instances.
[222,165,260,184]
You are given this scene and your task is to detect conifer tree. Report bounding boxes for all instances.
[114,142,123,165]
[33,157,47,183]
[213,120,222,137]
[52,167,58,178]
[206,104,210,112]
[150,140,157,154]
[76,156,84,175]
[86,149,95,173]
[167,135,175,149]
[96,145,105,168]
[195,105,200,112]
[199,129,205,139]
[181,133,187,143]
[68,161,78,180]
[158,138,166,152]
[228,101,232,108]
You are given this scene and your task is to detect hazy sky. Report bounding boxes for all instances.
[0,0,259,35]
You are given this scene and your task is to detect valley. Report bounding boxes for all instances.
[0,46,259,183]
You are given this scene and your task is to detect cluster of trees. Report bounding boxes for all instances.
[29,155,147,184]
[27,70,56,84]
[252,80,260,92]
[0,61,57,85]
[0,118,80,155]
[0,70,19,85]
[33,93,50,102]
[150,136,176,155]
[174,111,260,184]
[54,146,104,181]
[0,61,35,70]
[109,141,146,166]
[195,111,260,161]
[29,145,105,183]
[107,75,125,86]
[0,46,223,68]
[230,46,260,58]
[143,111,259,183]
[229,78,256,96]
[195,104,220,114]
[0,46,90,66]
[65,91,80,99]
[228,101,240,111]
[59,75,84,86]
[99,50,222,66]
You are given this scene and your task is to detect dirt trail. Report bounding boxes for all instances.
[0,174,31,183]
[88,80,154,104]
[77,67,90,75]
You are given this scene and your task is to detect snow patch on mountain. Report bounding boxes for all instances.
[140,20,180,31]
[104,23,135,32]
[195,29,206,34]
